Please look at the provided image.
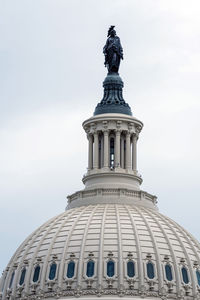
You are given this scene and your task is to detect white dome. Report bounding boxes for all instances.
[1,203,200,300]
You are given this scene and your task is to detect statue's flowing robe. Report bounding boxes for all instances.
[103,36,123,73]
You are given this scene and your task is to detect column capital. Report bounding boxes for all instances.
[114,129,122,134]
[90,122,97,134]
[87,132,93,139]
[102,128,109,134]
[135,125,142,134]
[93,131,98,137]
[116,120,122,129]
[133,132,139,140]
[102,120,108,130]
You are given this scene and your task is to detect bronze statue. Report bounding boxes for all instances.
[103,26,123,73]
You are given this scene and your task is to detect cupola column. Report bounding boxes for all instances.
[88,134,93,170]
[93,132,99,169]
[115,130,121,168]
[103,130,109,168]
[132,134,137,172]
[120,135,125,168]
[125,131,131,170]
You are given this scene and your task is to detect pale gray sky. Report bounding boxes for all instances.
[0,0,200,274]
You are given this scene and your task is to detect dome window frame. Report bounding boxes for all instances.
[66,260,76,279]
[64,254,78,282]
[180,265,190,285]
[8,270,15,289]
[144,255,157,282]
[196,269,200,287]
[18,267,27,286]
[32,264,41,284]
[107,260,115,277]
[83,253,97,280]
[163,263,174,282]
[47,261,58,281]
[85,260,95,278]
[147,262,155,279]
[124,254,137,281]
[104,252,117,280]
[0,269,8,293]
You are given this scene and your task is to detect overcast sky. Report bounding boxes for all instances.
[0,0,200,275]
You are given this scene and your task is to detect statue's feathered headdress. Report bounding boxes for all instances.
[107,25,115,37]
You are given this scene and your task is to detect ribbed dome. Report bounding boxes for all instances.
[1,204,200,300]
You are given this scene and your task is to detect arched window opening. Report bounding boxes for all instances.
[181,267,189,284]
[196,270,200,286]
[9,271,15,289]
[110,137,115,169]
[107,260,115,277]
[66,261,75,278]
[147,262,155,279]
[33,265,40,283]
[86,260,95,277]
[165,264,173,281]
[19,268,26,286]
[49,263,57,280]
[127,261,135,278]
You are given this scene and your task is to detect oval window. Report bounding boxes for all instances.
[86,260,95,277]
[33,265,40,283]
[19,268,26,286]
[165,264,173,281]
[196,270,200,286]
[127,261,135,278]
[107,260,114,277]
[9,271,15,289]
[49,263,57,280]
[147,262,155,279]
[181,267,189,284]
[67,261,75,278]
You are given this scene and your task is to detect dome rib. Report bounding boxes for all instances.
[135,207,163,291]
[169,216,200,266]
[5,215,59,300]
[157,211,196,296]
[125,205,144,289]
[57,206,90,289]
[97,204,107,291]
[145,208,181,294]
[115,204,124,290]
[40,214,73,291]
[25,213,66,295]
[77,205,99,288]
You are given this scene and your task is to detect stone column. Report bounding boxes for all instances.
[100,135,104,168]
[125,131,131,170]
[132,134,137,172]
[103,130,109,168]
[88,134,93,170]
[115,130,121,168]
[93,132,99,169]
[120,136,124,168]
